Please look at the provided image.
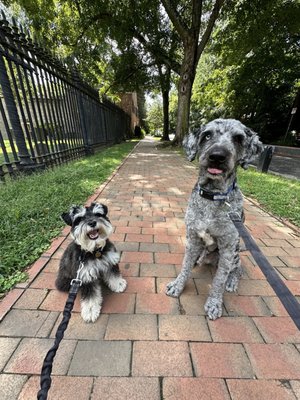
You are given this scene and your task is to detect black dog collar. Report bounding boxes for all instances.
[197,180,237,201]
[79,245,104,261]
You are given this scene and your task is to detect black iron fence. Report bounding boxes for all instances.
[0,12,131,181]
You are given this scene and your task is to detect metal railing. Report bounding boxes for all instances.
[0,12,130,181]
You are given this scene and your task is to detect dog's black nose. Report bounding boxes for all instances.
[88,221,97,228]
[208,151,227,163]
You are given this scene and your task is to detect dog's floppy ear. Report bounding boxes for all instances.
[239,127,264,169]
[61,212,72,226]
[61,205,82,226]
[101,204,108,216]
[91,202,108,216]
[183,127,202,161]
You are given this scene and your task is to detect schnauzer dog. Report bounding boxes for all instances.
[166,119,263,320]
[56,202,127,322]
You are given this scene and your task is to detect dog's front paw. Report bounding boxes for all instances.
[204,297,223,320]
[109,277,127,293]
[166,280,184,298]
[81,302,101,323]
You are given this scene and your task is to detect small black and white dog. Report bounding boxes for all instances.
[55,202,127,323]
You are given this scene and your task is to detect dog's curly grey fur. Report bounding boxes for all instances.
[166,119,263,320]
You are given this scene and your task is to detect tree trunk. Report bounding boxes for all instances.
[173,43,197,145]
[158,64,171,141]
[162,89,170,141]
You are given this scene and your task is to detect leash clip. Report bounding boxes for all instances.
[70,278,82,287]
[70,261,84,291]
[69,278,82,295]
[228,211,242,222]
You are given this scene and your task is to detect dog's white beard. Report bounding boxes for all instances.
[73,223,112,252]
[76,234,106,252]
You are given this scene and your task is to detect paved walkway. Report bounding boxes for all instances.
[1,137,300,399]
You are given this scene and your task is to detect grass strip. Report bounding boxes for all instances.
[0,140,137,295]
[238,167,300,228]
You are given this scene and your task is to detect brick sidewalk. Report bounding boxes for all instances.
[1,137,300,399]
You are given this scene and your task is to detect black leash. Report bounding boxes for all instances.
[37,277,82,400]
[230,212,300,330]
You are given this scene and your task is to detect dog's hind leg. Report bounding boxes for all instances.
[166,233,203,297]
[80,282,102,323]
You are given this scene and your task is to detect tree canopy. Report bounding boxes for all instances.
[191,0,300,142]
[2,0,300,143]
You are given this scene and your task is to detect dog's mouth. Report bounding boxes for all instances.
[87,230,100,240]
[207,167,224,176]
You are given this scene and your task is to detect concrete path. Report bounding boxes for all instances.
[1,137,300,399]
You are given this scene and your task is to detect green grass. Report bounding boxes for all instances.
[0,140,137,295]
[238,167,300,227]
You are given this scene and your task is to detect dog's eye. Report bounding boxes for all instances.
[233,134,245,145]
[201,132,211,143]
[94,213,102,217]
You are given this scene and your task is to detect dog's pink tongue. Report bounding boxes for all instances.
[89,230,99,239]
[208,168,223,175]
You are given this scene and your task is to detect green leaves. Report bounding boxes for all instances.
[191,0,300,141]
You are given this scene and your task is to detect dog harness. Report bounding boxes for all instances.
[197,180,237,201]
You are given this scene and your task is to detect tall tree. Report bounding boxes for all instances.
[191,0,300,142]
[4,0,178,138]
[161,0,225,143]
[4,0,225,143]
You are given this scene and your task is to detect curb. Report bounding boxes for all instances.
[0,140,141,321]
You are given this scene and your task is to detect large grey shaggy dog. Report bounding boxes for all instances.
[166,119,263,320]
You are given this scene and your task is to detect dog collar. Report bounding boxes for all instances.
[94,248,103,258]
[197,180,237,201]
[79,245,104,260]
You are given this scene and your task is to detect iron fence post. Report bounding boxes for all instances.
[0,13,129,180]
[72,69,94,155]
[0,54,34,166]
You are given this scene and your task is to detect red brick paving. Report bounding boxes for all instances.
[132,341,193,377]
[227,379,297,400]
[91,377,160,400]
[208,316,264,343]
[190,342,254,378]
[245,343,300,379]
[163,377,231,400]
[136,293,179,314]
[19,376,94,400]
[1,138,300,399]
